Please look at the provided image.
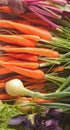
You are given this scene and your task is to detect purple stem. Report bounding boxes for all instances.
[26,0,67,5]
[33,2,63,13]
[23,0,43,3]
[29,5,61,19]
[29,5,59,29]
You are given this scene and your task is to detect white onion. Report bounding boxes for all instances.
[5,79,24,96]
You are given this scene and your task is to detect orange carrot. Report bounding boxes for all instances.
[13,20,31,25]
[0,83,5,88]
[9,53,38,62]
[0,60,45,79]
[0,67,12,75]
[23,12,39,19]
[0,20,52,40]
[23,15,48,27]
[0,6,12,13]
[24,78,46,84]
[0,35,36,47]
[1,46,60,58]
[16,97,52,103]
[27,83,45,90]
[0,56,15,61]
[34,98,53,103]
[52,66,64,72]
[2,61,40,69]
[0,74,26,83]
[0,93,15,100]
[21,35,40,42]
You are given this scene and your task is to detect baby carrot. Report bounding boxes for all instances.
[0,56,14,61]
[0,60,45,79]
[0,93,15,100]
[16,97,52,103]
[1,47,60,58]
[22,35,40,42]
[2,61,40,69]
[34,98,53,103]
[0,83,5,89]
[0,67,12,75]
[23,12,38,19]
[0,6,12,13]
[27,83,45,90]
[0,20,52,40]
[13,20,31,25]
[52,66,65,72]
[24,78,46,85]
[0,34,36,47]
[0,75,26,83]
[22,14,48,27]
[9,53,38,62]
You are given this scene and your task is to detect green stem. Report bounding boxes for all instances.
[23,102,70,110]
[41,92,70,99]
[56,76,70,92]
[22,87,70,100]
[21,88,35,97]
[35,103,70,110]
[45,74,65,83]
[63,86,70,92]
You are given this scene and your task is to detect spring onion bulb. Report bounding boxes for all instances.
[5,79,24,96]
[5,79,35,97]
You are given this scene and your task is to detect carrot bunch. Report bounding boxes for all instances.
[0,20,60,79]
[0,13,69,102]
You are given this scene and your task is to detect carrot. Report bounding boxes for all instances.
[21,35,40,42]
[9,53,38,62]
[27,83,45,90]
[23,12,39,19]
[34,98,53,103]
[23,15,48,27]
[0,20,52,40]
[16,97,52,103]
[0,60,45,79]
[0,83,5,89]
[13,20,31,25]
[1,46,60,58]
[2,61,40,69]
[0,34,36,47]
[0,67,12,75]
[0,93,15,100]
[0,6,12,13]
[24,78,46,84]
[0,56,15,61]
[0,74,26,83]
[52,66,64,72]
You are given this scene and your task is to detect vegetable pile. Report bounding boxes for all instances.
[0,0,70,130]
